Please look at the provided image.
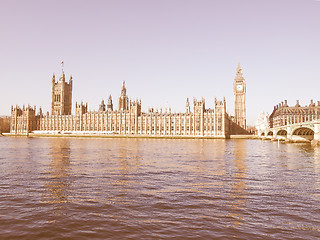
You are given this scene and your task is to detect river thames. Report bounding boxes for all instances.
[0,137,319,239]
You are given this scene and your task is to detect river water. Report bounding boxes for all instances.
[0,137,319,239]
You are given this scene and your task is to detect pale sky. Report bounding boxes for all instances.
[1,0,319,125]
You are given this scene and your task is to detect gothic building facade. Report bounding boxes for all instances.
[10,65,247,137]
[51,72,73,115]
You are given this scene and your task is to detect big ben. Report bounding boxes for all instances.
[233,62,246,129]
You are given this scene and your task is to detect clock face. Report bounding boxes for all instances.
[236,85,243,91]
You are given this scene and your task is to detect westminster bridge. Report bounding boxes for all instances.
[259,120,320,144]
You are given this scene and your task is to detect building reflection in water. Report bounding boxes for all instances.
[117,138,141,173]
[192,139,228,191]
[302,144,320,173]
[42,138,71,207]
[194,139,228,212]
[313,146,320,173]
[284,143,320,172]
[184,140,208,195]
[111,139,142,204]
[229,140,247,228]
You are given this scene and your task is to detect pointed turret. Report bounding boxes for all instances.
[186,98,190,113]
[107,94,113,111]
[69,75,73,85]
[99,99,106,111]
[121,80,126,96]
[59,71,65,82]
[118,81,129,111]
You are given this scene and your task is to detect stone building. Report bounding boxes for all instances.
[269,100,320,128]
[255,112,270,136]
[10,64,247,137]
[10,105,38,135]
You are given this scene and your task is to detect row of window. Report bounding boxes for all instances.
[272,114,320,127]
[39,123,223,132]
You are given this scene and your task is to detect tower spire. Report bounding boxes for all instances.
[236,59,242,75]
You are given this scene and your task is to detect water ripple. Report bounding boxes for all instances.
[0,138,319,239]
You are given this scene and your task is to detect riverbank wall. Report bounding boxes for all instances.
[2,133,256,140]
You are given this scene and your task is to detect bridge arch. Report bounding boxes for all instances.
[277,130,287,136]
[291,127,314,141]
[261,132,265,136]
[267,131,273,136]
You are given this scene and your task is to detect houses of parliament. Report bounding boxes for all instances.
[10,64,247,137]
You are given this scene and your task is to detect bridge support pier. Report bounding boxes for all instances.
[286,126,293,143]
[271,129,277,141]
[311,123,320,146]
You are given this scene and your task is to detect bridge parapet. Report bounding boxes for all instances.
[268,120,320,143]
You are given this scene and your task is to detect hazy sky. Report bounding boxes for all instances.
[1,0,319,125]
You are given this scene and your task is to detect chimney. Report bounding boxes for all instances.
[284,100,288,106]
[318,101,320,106]
[296,100,300,107]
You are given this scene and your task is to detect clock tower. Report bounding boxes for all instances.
[233,62,246,129]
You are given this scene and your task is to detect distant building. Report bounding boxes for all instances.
[255,112,270,136]
[269,100,320,128]
[256,100,320,137]
[10,64,248,137]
